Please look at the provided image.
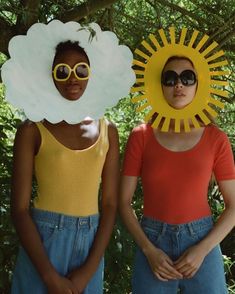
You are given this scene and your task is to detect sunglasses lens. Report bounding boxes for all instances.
[75,64,89,79]
[53,63,90,81]
[162,70,196,86]
[180,70,196,86]
[161,71,178,86]
[55,65,70,80]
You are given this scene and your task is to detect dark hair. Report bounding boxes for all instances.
[162,55,194,73]
[53,40,90,65]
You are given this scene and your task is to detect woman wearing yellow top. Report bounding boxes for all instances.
[10,40,119,294]
[3,21,134,294]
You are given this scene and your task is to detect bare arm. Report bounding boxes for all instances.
[175,179,235,278]
[119,175,183,281]
[11,122,78,293]
[68,123,119,291]
[200,179,235,250]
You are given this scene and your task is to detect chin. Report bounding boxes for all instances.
[62,93,83,101]
[170,103,187,110]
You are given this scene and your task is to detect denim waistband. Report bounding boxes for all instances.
[31,208,99,229]
[141,216,213,233]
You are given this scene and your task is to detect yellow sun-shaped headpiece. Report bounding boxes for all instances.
[131,27,231,132]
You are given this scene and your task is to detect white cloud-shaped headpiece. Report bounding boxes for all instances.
[2,20,135,123]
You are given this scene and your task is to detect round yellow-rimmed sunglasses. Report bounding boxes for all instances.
[52,62,90,81]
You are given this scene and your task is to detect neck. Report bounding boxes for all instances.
[155,119,206,133]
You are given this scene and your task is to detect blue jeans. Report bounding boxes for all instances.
[11,209,104,294]
[132,216,227,294]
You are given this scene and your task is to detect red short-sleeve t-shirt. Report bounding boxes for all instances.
[122,124,235,224]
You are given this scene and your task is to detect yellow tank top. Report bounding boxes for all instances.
[33,118,109,216]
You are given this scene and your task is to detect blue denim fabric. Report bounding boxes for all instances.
[11,209,104,294]
[132,216,227,294]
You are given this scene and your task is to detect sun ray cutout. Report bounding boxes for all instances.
[131,26,231,132]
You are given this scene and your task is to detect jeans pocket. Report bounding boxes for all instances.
[189,225,212,243]
[36,223,59,246]
[143,226,163,245]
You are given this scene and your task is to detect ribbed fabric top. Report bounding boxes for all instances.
[33,118,109,216]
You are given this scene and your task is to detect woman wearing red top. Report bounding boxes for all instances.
[119,56,235,293]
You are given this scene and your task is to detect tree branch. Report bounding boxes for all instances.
[58,0,118,22]
[146,0,206,26]
[219,30,235,49]
[187,0,224,24]
[0,17,14,55]
[16,0,40,31]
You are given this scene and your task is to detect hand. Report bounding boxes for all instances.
[145,246,183,281]
[46,273,78,294]
[174,244,207,278]
[67,265,91,294]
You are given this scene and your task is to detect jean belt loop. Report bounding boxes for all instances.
[90,215,96,228]
[161,222,167,236]
[88,216,92,229]
[77,217,81,229]
[188,223,195,236]
[58,214,64,230]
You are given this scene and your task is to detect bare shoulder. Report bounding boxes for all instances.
[106,120,118,136]
[105,120,119,146]
[16,120,39,135]
[14,120,41,153]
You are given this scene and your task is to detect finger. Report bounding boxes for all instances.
[150,259,179,278]
[174,253,187,265]
[164,269,183,279]
[156,268,182,280]
[163,262,183,278]
[178,265,196,276]
[175,263,189,273]
[174,259,189,270]
[182,267,198,278]
[186,270,197,279]
[164,256,174,266]
[156,268,183,281]
[69,284,78,294]
[157,271,178,280]
[154,272,169,281]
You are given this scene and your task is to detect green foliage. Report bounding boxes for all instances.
[104,97,145,293]
[0,0,235,292]
[224,255,235,293]
[0,85,20,293]
[105,96,144,154]
[218,103,235,147]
